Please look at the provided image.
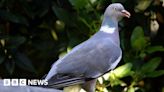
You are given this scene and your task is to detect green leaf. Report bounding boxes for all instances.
[108,71,126,86]
[0,10,28,25]
[0,48,5,64]
[112,0,127,3]
[139,52,146,58]
[52,4,75,26]
[5,60,15,75]
[146,70,164,78]
[14,52,36,73]
[0,50,5,64]
[128,86,135,92]
[109,77,125,86]
[6,36,26,49]
[146,46,164,54]
[55,20,65,32]
[51,30,58,41]
[113,63,133,78]
[69,0,88,9]
[18,0,35,18]
[0,55,5,64]
[141,57,161,73]
[130,26,147,50]
[59,51,68,59]
[0,0,5,7]
[135,0,153,12]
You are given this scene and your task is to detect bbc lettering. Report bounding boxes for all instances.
[3,79,26,86]
[3,79,48,86]
[27,79,48,85]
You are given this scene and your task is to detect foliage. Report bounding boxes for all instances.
[97,26,164,92]
[0,0,164,92]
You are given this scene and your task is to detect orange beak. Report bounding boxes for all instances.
[121,10,131,18]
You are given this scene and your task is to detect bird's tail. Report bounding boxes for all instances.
[43,74,86,89]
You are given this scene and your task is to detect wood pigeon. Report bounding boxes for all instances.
[45,3,130,92]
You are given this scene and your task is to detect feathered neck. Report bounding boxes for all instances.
[100,16,118,33]
[99,16,120,45]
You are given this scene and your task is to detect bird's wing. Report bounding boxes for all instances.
[47,36,121,78]
[45,73,86,88]
[45,36,122,88]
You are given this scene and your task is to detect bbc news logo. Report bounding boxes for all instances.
[3,79,48,86]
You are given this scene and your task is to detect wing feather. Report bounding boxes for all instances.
[54,37,121,78]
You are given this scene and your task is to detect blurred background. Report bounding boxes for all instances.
[0,0,164,92]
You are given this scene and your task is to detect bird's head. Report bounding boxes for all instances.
[104,3,131,20]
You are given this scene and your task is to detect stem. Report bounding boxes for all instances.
[79,17,92,31]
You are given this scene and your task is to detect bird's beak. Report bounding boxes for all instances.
[121,10,131,18]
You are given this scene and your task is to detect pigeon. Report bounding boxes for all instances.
[45,3,130,92]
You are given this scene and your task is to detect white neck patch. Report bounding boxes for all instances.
[100,25,116,34]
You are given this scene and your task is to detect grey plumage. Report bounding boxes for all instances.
[45,3,130,92]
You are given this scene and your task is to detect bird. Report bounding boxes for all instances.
[44,3,130,92]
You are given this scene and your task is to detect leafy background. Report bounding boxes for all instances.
[0,0,164,92]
